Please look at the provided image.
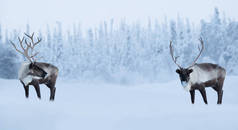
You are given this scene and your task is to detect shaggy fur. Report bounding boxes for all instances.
[18,62,58,101]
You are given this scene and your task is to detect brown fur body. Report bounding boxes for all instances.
[188,63,226,104]
[19,62,58,101]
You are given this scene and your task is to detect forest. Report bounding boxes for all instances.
[0,8,237,83]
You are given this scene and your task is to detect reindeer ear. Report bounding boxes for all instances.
[188,69,193,74]
[176,69,180,74]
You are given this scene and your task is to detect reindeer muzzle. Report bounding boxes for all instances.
[181,81,188,87]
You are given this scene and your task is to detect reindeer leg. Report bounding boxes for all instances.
[45,74,58,101]
[20,80,29,98]
[212,86,223,104]
[50,87,56,101]
[217,77,225,104]
[46,80,57,101]
[217,90,223,104]
[46,83,56,101]
[32,80,41,99]
[189,89,195,104]
[199,87,208,104]
[24,86,29,98]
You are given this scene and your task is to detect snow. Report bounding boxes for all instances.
[0,76,238,130]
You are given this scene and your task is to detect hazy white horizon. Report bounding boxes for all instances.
[0,0,237,32]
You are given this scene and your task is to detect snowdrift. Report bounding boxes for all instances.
[0,76,238,130]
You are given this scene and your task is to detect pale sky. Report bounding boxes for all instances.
[0,0,237,31]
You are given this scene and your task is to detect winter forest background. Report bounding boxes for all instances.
[1,8,237,83]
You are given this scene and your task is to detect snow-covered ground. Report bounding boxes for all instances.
[0,76,238,130]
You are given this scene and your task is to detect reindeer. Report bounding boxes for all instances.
[169,38,226,104]
[10,33,59,101]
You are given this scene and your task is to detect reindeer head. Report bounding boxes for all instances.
[170,38,204,87]
[175,68,193,87]
[29,63,47,78]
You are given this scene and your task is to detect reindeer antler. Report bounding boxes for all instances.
[24,33,42,61]
[10,32,42,63]
[188,37,204,68]
[169,41,182,68]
